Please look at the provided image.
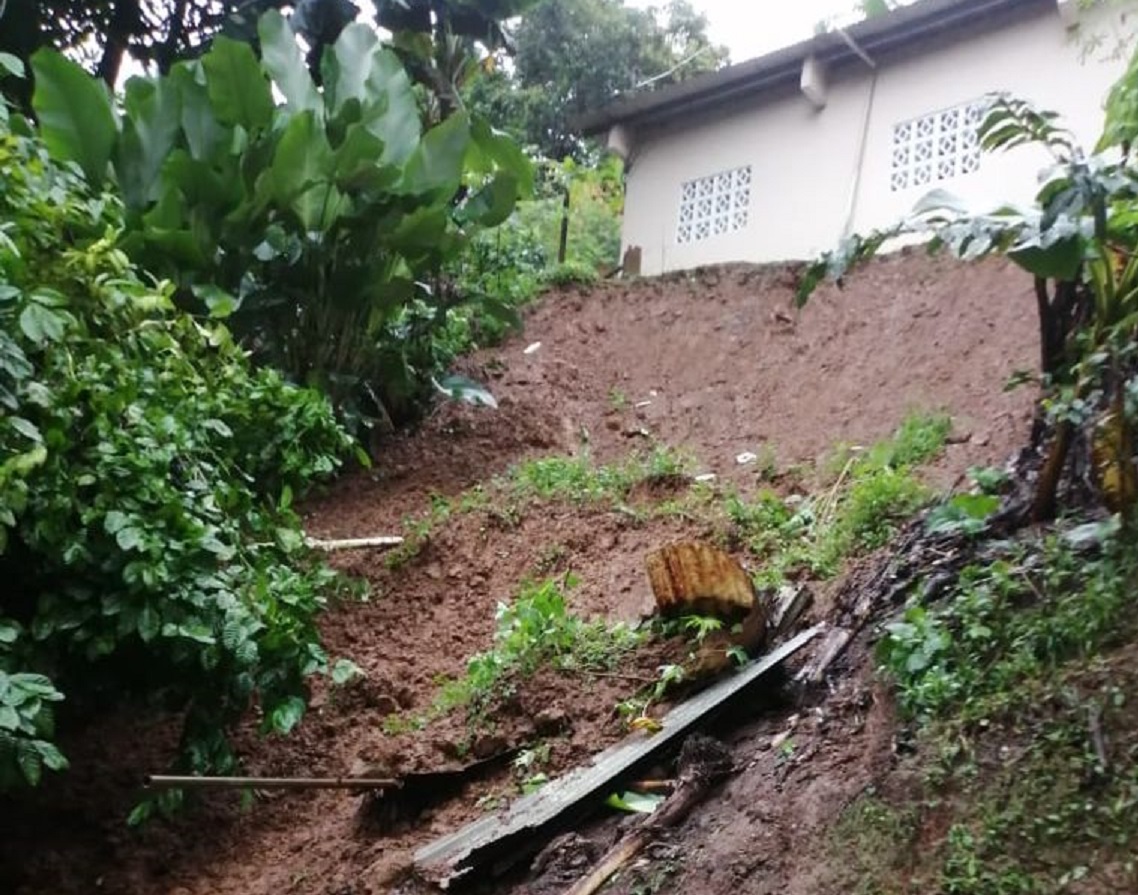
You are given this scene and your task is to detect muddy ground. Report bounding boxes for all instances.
[0,252,1041,895]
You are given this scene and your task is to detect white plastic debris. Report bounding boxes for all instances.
[634,400,653,409]
[694,473,717,483]
[736,451,758,465]
[523,341,542,355]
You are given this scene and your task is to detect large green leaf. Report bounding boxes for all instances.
[401,112,470,197]
[30,49,118,185]
[269,111,340,230]
[258,10,322,118]
[116,77,183,210]
[457,173,518,227]
[333,124,399,191]
[390,205,449,249]
[170,63,229,161]
[162,150,243,214]
[470,116,534,198]
[201,37,274,133]
[324,25,420,164]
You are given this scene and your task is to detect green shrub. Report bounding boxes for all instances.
[0,119,353,796]
[877,523,1137,724]
[28,13,532,429]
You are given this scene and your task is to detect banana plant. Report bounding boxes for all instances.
[27,9,532,429]
[797,85,1138,523]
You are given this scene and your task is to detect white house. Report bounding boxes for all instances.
[578,0,1136,276]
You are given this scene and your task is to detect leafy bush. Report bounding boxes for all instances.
[450,154,623,330]
[433,575,644,720]
[0,116,352,794]
[29,11,532,429]
[878,523,1136,724]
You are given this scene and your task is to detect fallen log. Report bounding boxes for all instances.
[562,735,733,895]
[412,624,822,887]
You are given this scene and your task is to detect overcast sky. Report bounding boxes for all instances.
[627,0,868,64]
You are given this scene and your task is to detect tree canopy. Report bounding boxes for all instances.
[468,0,729,161]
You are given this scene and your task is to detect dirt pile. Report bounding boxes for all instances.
[0,253,1041,895]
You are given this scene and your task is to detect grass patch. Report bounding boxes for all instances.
[726,411,951,588]
[831,792,921,895]
[383,446,695,569]
[430,574,645,722]
[506,445,692,504]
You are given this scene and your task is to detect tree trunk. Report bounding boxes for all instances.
[95,0,144,87]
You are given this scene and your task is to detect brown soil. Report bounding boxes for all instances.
[0,252,1040,895]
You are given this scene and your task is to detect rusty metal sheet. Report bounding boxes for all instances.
[412,624,824,887]
[645,541,756,619]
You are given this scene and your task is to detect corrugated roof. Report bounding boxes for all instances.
[576,0,1049,135]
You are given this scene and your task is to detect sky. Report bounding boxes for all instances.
[627,0,867,64]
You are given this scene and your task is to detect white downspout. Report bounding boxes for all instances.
[838,27,879,240]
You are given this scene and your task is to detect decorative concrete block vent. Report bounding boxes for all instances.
[676,165,751,244]
[890,97,988,192]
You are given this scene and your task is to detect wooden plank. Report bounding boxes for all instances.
[412,624,824,886]
[769,585,813,640]
[795,626,852,684]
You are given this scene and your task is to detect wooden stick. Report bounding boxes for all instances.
[627,779,675,794]
[562,739,730,895]
[304,535,404,551]
[144,774,400,791]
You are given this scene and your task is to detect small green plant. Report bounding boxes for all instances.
[513,742,552,794]
[925,493,1002,537]
[967,465,1011,494]
[726,412,950,588]
[431,575,645,720]
[608,387,628,411]
[507,447,691,505]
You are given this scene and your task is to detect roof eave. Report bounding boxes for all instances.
[575,0,1048,137]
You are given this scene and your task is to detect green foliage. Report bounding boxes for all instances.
[451,154,624,328]
[433,575,644,720]
[28,14,532,428]
[508,446,691,504]
[862,522,1138,894]
[925,492,1001,537]
[728,413,950,587]
[0,659,68,788]
[468,0,728,161]
[0,118,352,790]
[877,524,1135,724]
[0,1,298,99]
[377,0,540,122]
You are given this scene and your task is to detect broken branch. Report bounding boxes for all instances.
[562,736,732,895]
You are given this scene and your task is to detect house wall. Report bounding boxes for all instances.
[618,2,1133,275]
